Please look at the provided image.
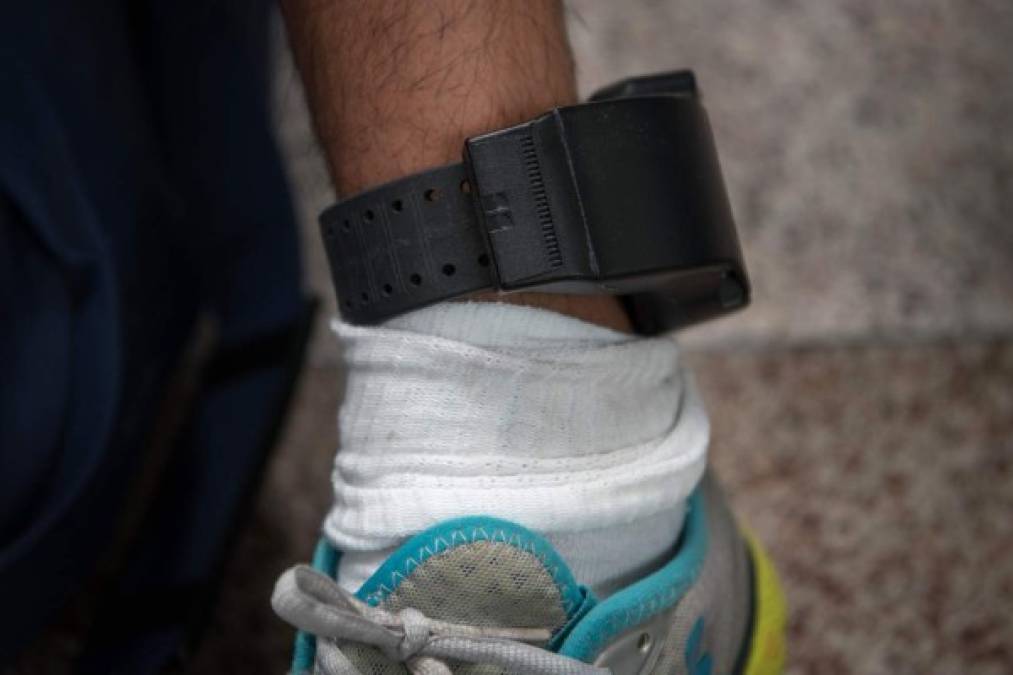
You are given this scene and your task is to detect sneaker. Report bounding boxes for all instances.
[272,471,786,675]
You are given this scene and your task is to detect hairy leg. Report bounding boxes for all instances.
[281,0,631,331]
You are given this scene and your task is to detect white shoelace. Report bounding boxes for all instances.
[272,566,610,675]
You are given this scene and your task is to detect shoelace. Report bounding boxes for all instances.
[272,566,611,675]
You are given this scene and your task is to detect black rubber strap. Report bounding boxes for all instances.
[320,163,491,324]
[319,71,750,333]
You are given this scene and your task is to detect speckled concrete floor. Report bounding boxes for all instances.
[192,2,1013,674]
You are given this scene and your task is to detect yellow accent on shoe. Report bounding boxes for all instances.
[742,531,787,675]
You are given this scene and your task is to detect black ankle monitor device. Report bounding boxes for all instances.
[319,71,749,334]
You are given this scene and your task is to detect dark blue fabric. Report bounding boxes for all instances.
[0,0,303,661]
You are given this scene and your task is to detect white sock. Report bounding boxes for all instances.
[326,301,709,597]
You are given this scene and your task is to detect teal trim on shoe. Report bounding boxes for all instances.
[548,584,598,651]
[559,489,709,663]
[355,515,593,619]
[291,538,341,674]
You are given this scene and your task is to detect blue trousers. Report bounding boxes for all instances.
[0,0,305,665]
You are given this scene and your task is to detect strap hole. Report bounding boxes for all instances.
[382,283,393,296]
[424,188,440,202]
[363,210,374,222]
[410,273,422,286]
[391,199,403,212]
[459,180,471,194]
[637,633,652,653]
[442,263,456,277]
[343,299,353,309]
[361,292,369,303]
[477,253,490,267]
[342,220,351,233]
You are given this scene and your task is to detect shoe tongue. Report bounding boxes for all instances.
[355,516,591,632]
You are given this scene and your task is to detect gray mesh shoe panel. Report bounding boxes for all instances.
[648,476,752,675]
[331,645,407,675]
[333,540,570,675]
[384,541,569,628]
